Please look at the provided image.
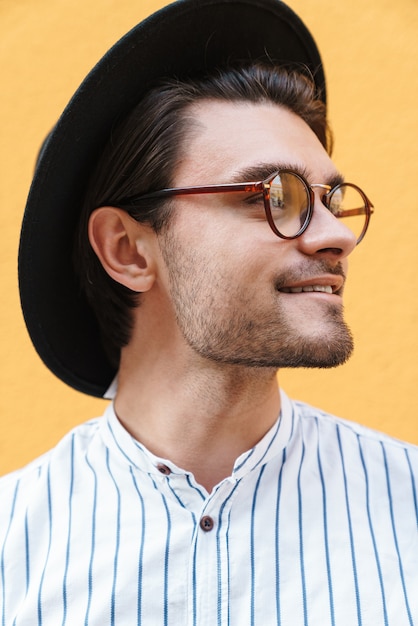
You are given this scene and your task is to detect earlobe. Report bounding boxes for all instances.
[88,207,157,292]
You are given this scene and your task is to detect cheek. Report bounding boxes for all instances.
[161,206,284,295]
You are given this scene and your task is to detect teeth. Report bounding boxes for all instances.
[283,285,333,294]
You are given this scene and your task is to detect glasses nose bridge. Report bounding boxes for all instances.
[309,183,332,210]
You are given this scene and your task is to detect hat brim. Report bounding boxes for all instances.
[18,0,326,398]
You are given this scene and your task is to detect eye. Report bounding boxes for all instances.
[244,191,265,205]
[235,191,267,221]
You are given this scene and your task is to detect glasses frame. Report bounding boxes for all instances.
[119,169,374,244]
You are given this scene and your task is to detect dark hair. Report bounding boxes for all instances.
[75,63,331,367]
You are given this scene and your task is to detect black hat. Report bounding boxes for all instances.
[18,0,326,398]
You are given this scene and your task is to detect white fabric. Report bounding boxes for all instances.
[103,374,118,400]
[1,391,417,625]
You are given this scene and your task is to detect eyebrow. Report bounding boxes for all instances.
[230,162,346,188]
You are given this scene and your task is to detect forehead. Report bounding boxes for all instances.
[174,99,337,185]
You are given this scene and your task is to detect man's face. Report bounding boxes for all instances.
[157,100,357,369]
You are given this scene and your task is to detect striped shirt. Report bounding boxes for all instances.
[1,391,417,625]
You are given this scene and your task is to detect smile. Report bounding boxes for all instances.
[280,285,334,294]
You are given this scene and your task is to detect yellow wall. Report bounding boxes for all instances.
[1,0,417,475]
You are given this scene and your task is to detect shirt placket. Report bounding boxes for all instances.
[186,479,240,626]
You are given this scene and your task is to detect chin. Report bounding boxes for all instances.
[278,330,354,369]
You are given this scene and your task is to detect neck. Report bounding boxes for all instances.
[114,350,281,492]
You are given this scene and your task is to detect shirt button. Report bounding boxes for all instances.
[200,516,215,532]
[157,463,171,475]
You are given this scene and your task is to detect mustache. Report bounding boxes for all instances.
[273,260,346,291]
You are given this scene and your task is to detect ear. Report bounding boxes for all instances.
[88,207,157,292]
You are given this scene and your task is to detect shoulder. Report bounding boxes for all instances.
[0,418,103,533]
[292,398,418,476]
[295,398,417,447]
[0,417,102,478]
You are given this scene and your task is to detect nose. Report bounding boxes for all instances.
[296,193,357,259]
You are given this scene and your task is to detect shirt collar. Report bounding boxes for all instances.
[99,389,297,482]
[230,390,296,480]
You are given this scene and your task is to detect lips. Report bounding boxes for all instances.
[277,273,345,295]
[280,285,333,294]
[275,263,346,297]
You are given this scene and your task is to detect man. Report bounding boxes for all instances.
[1,0,417,624]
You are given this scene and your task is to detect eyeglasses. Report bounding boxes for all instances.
[120,169,374,244]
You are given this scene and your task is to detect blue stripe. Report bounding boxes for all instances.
[29,468,43,601]
[11,509,31,626]
[404,449,418,526]
[129,468,146,626]
[336,426,362,625]
[250,466,266,626]
[316,419,335,626]
[162,497,171,626]
[84,453,98,626]
[288,402,296,440]
[106,448,121,626]
[166,480,198,537]
[167,479,190,509]
[149,475,171,626]
[37,467,53,626]
[234,412,282,474]
[225,518,231,626]
[191,523,198,626]
[24,511,30,596]
[25,466,42,598]
[381,444,413,625]
[61,434,75,626]
[159,476,200,625]
[107,419,137,466]
[297,440,308,626]
[1,479,20,626]
[186,474,206,501]
[216,480,240,626]
[252,418,282,471]
[234,447,255,473]
[357,436,388,626]
[275,448,286,626]
[185,509,197,626]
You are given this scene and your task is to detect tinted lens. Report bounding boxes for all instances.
[326,184,368,243]
[269,172,310,237]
